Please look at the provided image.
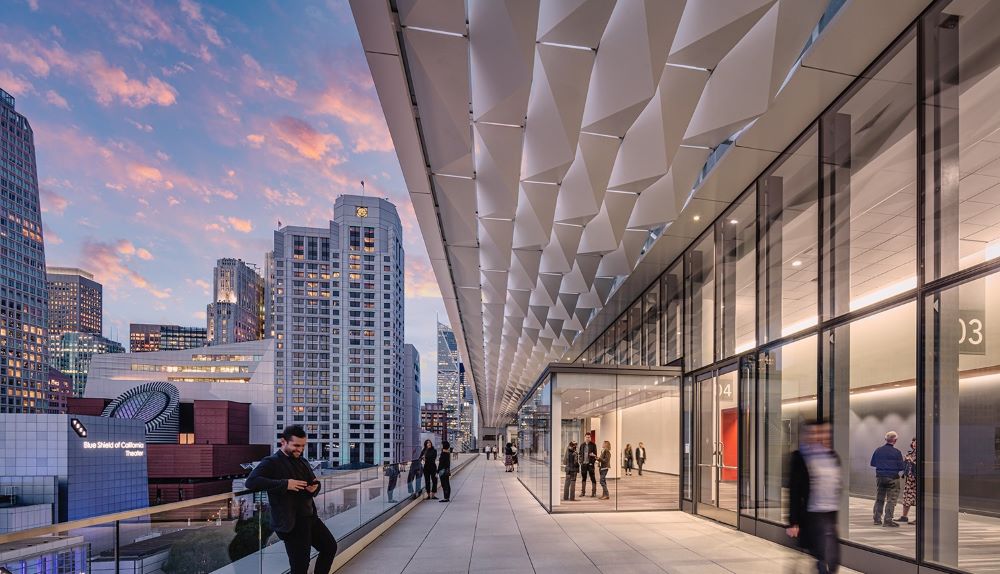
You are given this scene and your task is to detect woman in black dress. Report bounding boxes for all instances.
[419,439,438,499]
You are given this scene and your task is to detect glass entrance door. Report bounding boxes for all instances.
[696,364,739,525]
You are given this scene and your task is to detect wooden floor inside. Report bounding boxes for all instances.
[553,471,680,512]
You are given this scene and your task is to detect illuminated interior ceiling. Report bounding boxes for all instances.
[351,0,933,427]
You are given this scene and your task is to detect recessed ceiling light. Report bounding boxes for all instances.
[692,215,701,221]
[792,260,802,267]
[730,219,738,224]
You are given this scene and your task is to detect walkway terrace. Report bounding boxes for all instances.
[340,456,859,574]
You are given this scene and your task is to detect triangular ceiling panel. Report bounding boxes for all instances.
[470,0,539,125]
[476,123,523,219]
[536,0,617,49]
[668,0,776,69]
[554,132,621,225]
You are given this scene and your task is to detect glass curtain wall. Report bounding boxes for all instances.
[550,371,680,513]
[569,1,1000,570]
[517,382,551,511]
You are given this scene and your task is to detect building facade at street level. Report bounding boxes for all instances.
[271,196,405,466]
[0,89,49,414]
[206,257,265,346]
[435,322,462,447]
[0,414,148,526]
[129,323,207,352]
[402,343,420,460]
[355,0,1000,572]
[45,267,102,338]
[419,402,447,442]
[49,331,124,398]
[85,339,276,446]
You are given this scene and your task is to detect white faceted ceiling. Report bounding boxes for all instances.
[352,0,829,427]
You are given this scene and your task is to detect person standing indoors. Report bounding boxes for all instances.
[246,425,337,574]
[598,440,612,500]
[623,444,634,477]
[899,438,918,525]
[579,435,598,498]
[787,421,841,574]
[563,441,579,502]
[636,442,647,476]
[438,440,452,502]
[504,442,514,472]
[511,443,518,470]
[870,430,905,527]
[420,439,439,500]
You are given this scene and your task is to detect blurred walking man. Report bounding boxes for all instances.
[787,421,841,574]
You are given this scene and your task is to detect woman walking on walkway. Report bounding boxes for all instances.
[438,440,453,502]
[599,440,612,500]
[504,442,514,472]
[420,439,438,500]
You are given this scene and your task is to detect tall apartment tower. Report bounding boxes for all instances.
[436,322,461,446]
[0,89,50,413]
[206,258,264,345]
[270,196,404,465]
[402,343,420,461]
[46,267,102,337]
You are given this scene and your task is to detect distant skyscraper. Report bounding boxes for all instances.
[50,331,125,397]
[46,267,102,337]
[130,323,207,352]
[436,322,463,447]
[270,196,404,465]
[420,402,448,442]
[206,258,265,345]
[0,88,50,414]
[402,343,420,461]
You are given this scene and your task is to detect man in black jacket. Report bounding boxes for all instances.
[787,421,841,574]
[246,425,337,574]
[579,435,598,498]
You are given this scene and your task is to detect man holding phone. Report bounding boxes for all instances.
[246,425,337,574]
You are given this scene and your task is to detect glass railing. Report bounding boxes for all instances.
[0,454,476,574]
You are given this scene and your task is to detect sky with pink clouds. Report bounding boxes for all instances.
[2,0,447,400]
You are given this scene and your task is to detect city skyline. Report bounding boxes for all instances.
[2,0,447,399]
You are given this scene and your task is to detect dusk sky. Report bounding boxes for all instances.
[2,0,447,400]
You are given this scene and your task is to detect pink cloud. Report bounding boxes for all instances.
[44,89,69,109]
[226,216,253,233]
[0,37,177,108]
[39,185,70,215]
[82,239,171,299]
[127,118,153,132]
[43,225,62,246]
[127,163,163,184]
[179,0,223,47]
[310,83,393,153]
[0,69,33,96]
[271,116,342,161]
[263,186,307,207]
[242,54,297,98]
[245,133,266,148]
[406,258,441,298]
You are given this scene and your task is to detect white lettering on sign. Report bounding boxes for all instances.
[82,441,145,456]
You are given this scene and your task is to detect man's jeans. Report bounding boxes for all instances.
[873,477,900,523]
[580,465,596,496]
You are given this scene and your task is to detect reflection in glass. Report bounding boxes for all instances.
[721,188,757,357]
[686,233,715,369]
[662,263,683,364]
[643,285,659,366]
[698,370,739,519]
[761,133,819,341]
[924,271,1000,573]
[759,335,817,524]
[517,381,551,511]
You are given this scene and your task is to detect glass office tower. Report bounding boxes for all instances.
[518,3,1000,572]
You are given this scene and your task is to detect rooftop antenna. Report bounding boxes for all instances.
[360,179,365,198]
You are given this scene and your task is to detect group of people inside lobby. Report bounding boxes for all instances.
[561,435,648,501]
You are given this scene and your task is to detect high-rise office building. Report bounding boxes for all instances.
[130,323,207,352]
[50,332,124,397]
[0,89,49,414]
[402,343,420,461]
[436,323,467,448]
[270,195,404,465]
[46,267,102,337]
[206,258,265,345]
